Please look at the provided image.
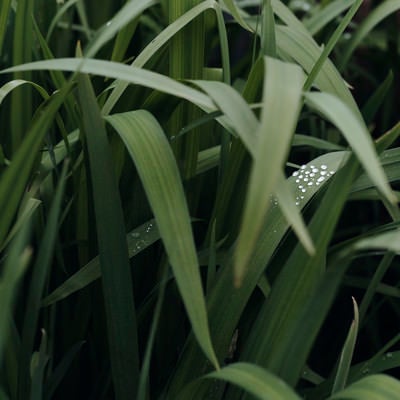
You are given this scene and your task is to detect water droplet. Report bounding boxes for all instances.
[308,182,313,186]
[298,175,303,179]
[321,165,327,170]
[387,352,393,358]
[317,176,325,182]
[131,232,140,238]
[299,185,304,189]
[295,179,300,183]
[304,177,309,182]
[330,170,335,175]
[320,171,327,176]
[293,171,299,177]
[106,20,112,26]
[310,173,315,178]
[300,196,304,199]
[295,201,300,206]
[170,135,176,141]
[305,170,310,175]
[312,168,319,173]
[301,188,306,193]
[300,165,306,170]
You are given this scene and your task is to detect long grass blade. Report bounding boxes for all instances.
[332,298,360,394]
[235,56,305,286]
[77,74,140,399]
[105,110,219,368]
[305,92,396,204]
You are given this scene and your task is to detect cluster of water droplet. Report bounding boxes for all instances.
[129,221,155,254]
[291,164,336,206]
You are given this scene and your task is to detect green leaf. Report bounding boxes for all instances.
[77,74,139,400]
[177,362,301,400]
[332,298,359,394]
[305,92,396,204]
[105,110,219,368]
[329,374,400,399]
[235,57,306,285]
[1,58,215,111]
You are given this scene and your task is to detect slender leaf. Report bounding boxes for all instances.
[105,110,219,367]
[77,74,139,400]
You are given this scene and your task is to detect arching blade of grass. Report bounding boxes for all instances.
[305,92,396,204]
[77,74,140,400]
[177,363,301,400]
[340,0,400,70]
[304,0,356,35]
[332,298,359,394]
[105,110,219,368]
[234,57,305,286]
[17,163,68,400]
[329,374,400,399]
[1,58,215,111]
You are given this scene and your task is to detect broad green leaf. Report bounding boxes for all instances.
[305,92,396,204]
[329,374,400,399]
[177,362,301,400]
[235,57,305,285]
[105,110,219,368]
[77,74,139,400]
